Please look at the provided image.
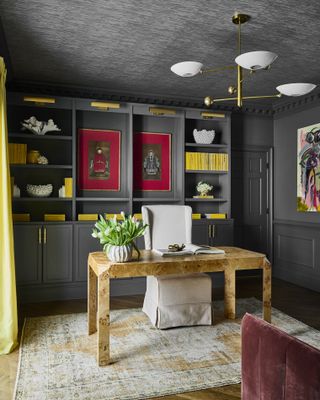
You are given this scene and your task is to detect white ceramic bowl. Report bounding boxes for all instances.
[26,184,53,198]
[193,129,215,144]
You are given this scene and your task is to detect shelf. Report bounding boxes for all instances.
[8,133,72,141]
[12,197,72,202]
[76,197,130,202]
[10,164,73,169]
[185,198,228,202]
[133,198,181,202]
[185,170,228,174]
[185,143,228,148]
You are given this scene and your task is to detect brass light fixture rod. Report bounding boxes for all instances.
[200,65,237,74]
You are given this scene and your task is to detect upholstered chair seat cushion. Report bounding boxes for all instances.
[141,205,213,329]
[241,313,320,400]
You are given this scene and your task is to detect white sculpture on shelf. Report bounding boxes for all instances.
[37,155,49,164]
[193,129,215,144]
[21,116,61,135]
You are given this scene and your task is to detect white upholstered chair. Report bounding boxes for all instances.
[141,205,213,329]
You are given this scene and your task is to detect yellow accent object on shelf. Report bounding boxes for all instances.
[192,213,202,219]
[0,57,18,354]
[185,151,229,171]
[78,214,98,221]
[133,213,142,220]
[8,143,27,164]
[64,177,73,198]
[105,213,125,221]
[44,214,66,221]
[206,213,227,219]
[12,213,30,222]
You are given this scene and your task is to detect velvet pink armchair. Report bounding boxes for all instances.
[241,313,320,400]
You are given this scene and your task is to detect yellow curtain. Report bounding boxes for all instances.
[0,57,18,354]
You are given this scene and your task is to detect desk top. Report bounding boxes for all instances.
[88,247,269,278]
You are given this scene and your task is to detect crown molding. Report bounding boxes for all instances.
[7,79,275,115]
[272,87,320,117]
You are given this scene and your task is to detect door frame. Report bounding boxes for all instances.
[231,145,273,263]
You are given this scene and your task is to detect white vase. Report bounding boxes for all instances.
[107,244,133,263]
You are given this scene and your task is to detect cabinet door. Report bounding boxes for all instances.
[43,225,73,283]
[13,225,42,285]
[192,224,210,246]
[74,224,101,282]
[210,223,234,246]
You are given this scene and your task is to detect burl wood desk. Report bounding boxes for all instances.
[87,246,271,366]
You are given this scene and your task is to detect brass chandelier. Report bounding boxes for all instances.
[171,13,316,108]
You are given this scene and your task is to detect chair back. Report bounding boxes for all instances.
[142,205,192,250]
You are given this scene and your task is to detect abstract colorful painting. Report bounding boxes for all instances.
[297,122,320,211]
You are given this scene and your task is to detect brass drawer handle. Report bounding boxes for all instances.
[38,228,42,244]
[44,227,47,244]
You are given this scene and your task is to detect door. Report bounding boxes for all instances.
[43,224,73,283]
[75,224,102,281]
[13,224,42,285]
[232,148,270,256]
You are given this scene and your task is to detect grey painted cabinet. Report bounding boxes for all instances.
[14,224,73,286]
[14,225,42,285]
[192,220,234,247]
[75,224,101,281]
[192,224,210,245]
[43,225,73,283]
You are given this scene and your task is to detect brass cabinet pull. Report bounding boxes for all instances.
[38,228,42,244]
[44,227,47,244]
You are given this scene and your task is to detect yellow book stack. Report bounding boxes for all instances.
[13,213,30,222]
[105,213,125,221]
[133,213,143,220]
[186,152,228,171]
[78,214,98,221]
[64,178,73,198]
[192,213,201,220]
[205,213,227,219]
[9,143,27,164]
[44,214,66,221]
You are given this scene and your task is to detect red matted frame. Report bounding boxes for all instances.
[133,131,171,191]
[78,128,121,191]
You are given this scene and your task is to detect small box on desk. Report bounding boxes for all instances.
[44,214,66,222]
[78,214,98,221]
[13,213,30,222]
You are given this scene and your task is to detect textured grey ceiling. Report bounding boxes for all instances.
[1,0,320,104]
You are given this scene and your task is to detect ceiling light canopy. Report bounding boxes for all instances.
[276,83,317,97]
[235,51,278,70]
[171,61,203,77]
[170,13,317,107]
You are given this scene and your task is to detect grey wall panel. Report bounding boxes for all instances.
[274,221,320,292]
[232,114,273,148]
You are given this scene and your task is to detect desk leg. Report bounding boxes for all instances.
[88,263,97,335]
[97,272,110,366]
[263,259,272,323]
[224,268,236,319]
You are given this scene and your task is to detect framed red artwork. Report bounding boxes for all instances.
[78,128,121,191]
[133,131,171,191]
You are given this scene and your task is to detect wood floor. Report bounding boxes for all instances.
[1,276,320,400]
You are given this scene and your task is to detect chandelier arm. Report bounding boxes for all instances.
[242,94,282,100]
[200,65,237,75]
[211,96,238,102]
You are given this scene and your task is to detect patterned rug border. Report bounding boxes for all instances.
[13,298,320,400]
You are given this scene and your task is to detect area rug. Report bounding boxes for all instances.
[14,298,320,400]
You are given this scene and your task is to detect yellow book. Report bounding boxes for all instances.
[64,177,73,198]
[78,214,98,221]
[133,213,143,220]
[192,213,201,219]
[105,213,125,221]
[44,214,66,221]
[205,213,227,219]
[13,213,30,222]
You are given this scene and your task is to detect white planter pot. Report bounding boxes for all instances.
[106,244,133,263]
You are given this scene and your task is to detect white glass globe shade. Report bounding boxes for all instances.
[235,51,278,70]
[276,83,317,97]
[171,61,203,77]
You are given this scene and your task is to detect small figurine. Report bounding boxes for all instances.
[37,155,49,165]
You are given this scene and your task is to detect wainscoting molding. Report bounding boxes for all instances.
[273,220,320,292]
